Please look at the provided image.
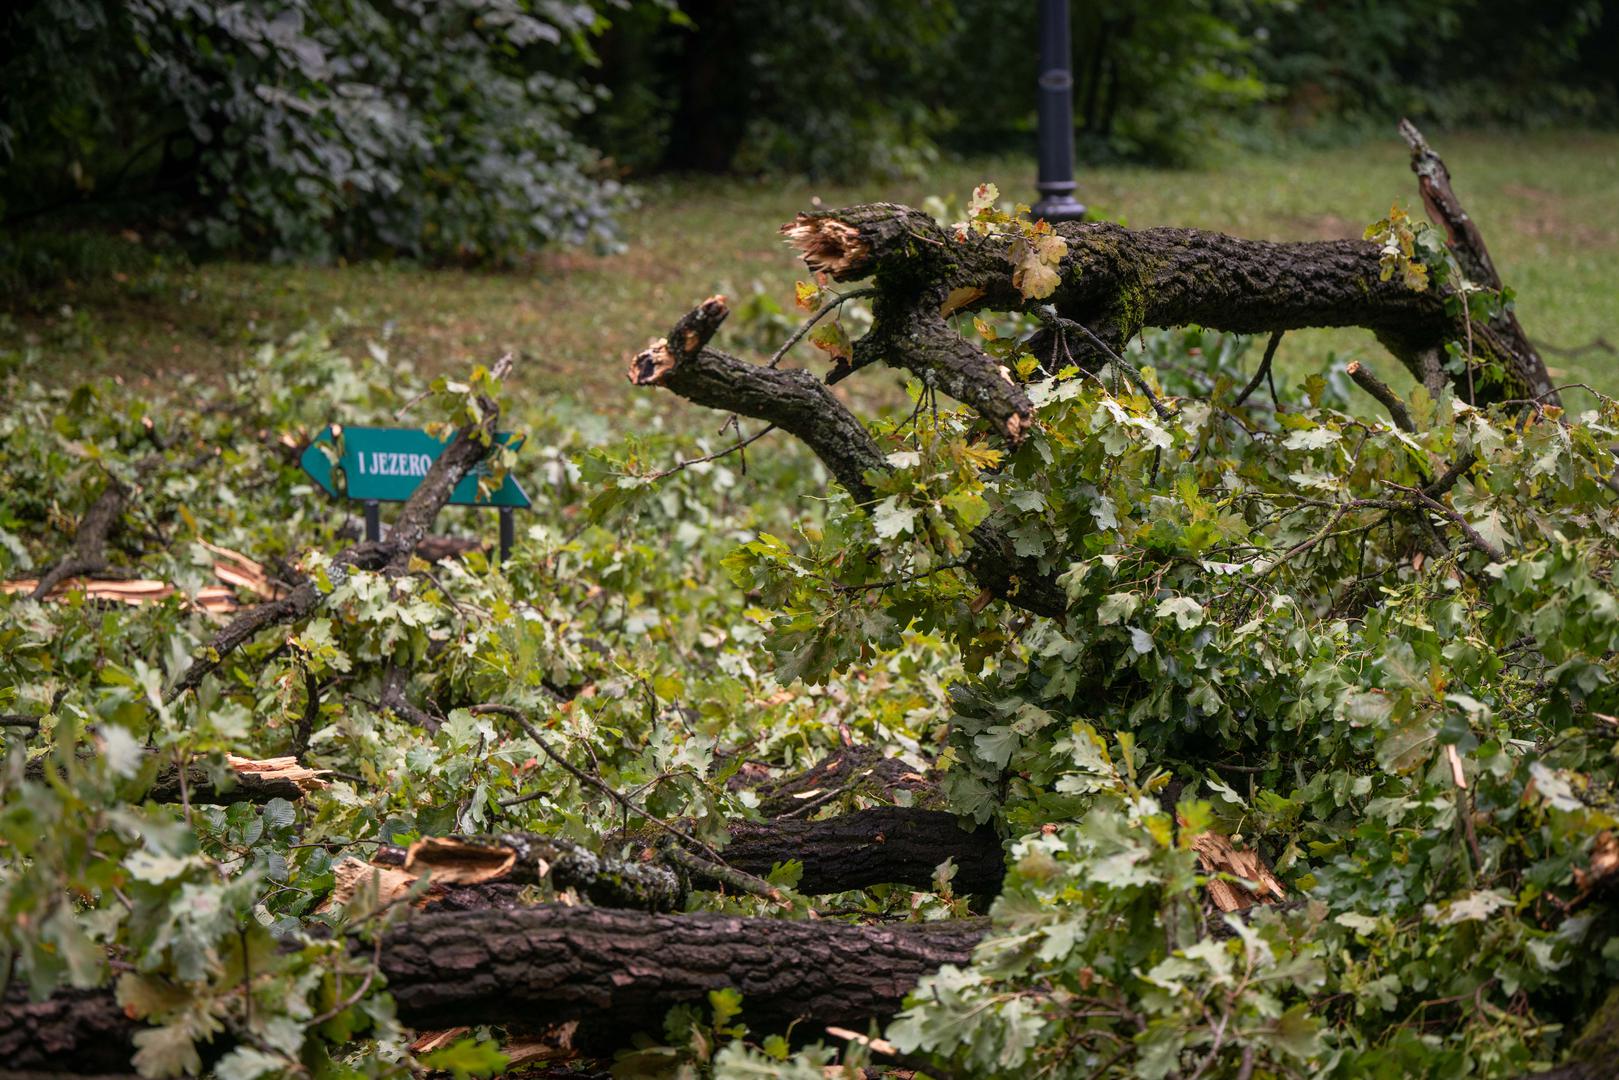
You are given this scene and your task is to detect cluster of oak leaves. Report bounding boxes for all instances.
[4,214,1619,1079]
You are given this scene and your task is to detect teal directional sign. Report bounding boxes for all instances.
[299,425,531,508]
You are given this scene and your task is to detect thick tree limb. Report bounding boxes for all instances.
[627,296,888,502]
[24,453,163,602]
[382,907,987,1041]
[722,806,1004,896]
[0,987,144,1075]
[1400,119,1555,403]
[631,127,1546,623]
[365,832,687,912]
[3,909,987,1071]
[628,299,1069,617]
[379,662,441,734]
[859,292,1035,443]
[350,808,1000,915]
[1346,360,1416,433]
[779,126,1549,406]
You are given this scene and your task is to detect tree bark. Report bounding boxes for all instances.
[23,749,324,805]
[0,987,143,1075]
[373,807,1004,911]
[382,907,985,1041]
[751,744,941,817]
[2,909,987,1072]
[722,806,1004,897]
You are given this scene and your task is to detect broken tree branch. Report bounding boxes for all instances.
[1399,119,1556,404]
[775,126,1550,407]
[1346,360,1416,433]
[627,296,889,502]
[27,454,162,601]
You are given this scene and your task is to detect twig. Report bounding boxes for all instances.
[468,703,726,863]
[829,558,969,594]
[1534,336,1615,358]
[659,844,786,905]
[1345,361,1414,433]
[1041,312,1172,420]
[1381,481,1505,562]
[1231,330,1284,408]
[308,934,384,1027]
[1423,451,1478,498]
[648,422,777,482]
[769,287,878,369]
[294,666,320,757]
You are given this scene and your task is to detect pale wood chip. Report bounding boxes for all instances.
[409,1027,470,1054]
[826,1025,898,1057]
[198,540,279,599]
[504,1021,578,1064]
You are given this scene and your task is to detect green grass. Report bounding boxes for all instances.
[5,128,1615,421]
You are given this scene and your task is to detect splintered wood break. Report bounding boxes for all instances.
[781,214,869,277]
[1190,831,1287,913]
[627,339,678,385]
[320,856,423,913]
[3,541,279,614]
[405,836,519,885]
[225,754,330,792]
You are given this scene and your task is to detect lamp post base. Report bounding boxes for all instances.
[1032,191,1087,223]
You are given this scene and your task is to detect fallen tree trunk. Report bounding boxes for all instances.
[0,986,144,1075]
[382,907,986,1039]
[1,908,988,1072]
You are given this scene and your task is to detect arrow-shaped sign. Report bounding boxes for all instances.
[299,425,531,509]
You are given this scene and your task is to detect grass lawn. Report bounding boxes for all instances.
[5,128,1615,422]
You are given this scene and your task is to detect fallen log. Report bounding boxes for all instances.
[360,807,1004,912]
[723,806,1004,897]
[0,907,988,1072]
[382,907,987,1041]
[0,986,144,1075]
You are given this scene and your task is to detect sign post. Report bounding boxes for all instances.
[300,425,530,561]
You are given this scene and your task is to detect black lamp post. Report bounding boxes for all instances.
[1032,0,1086,222]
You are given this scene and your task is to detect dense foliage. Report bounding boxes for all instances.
[4,182,1619,1079]
[1,0,630,263]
